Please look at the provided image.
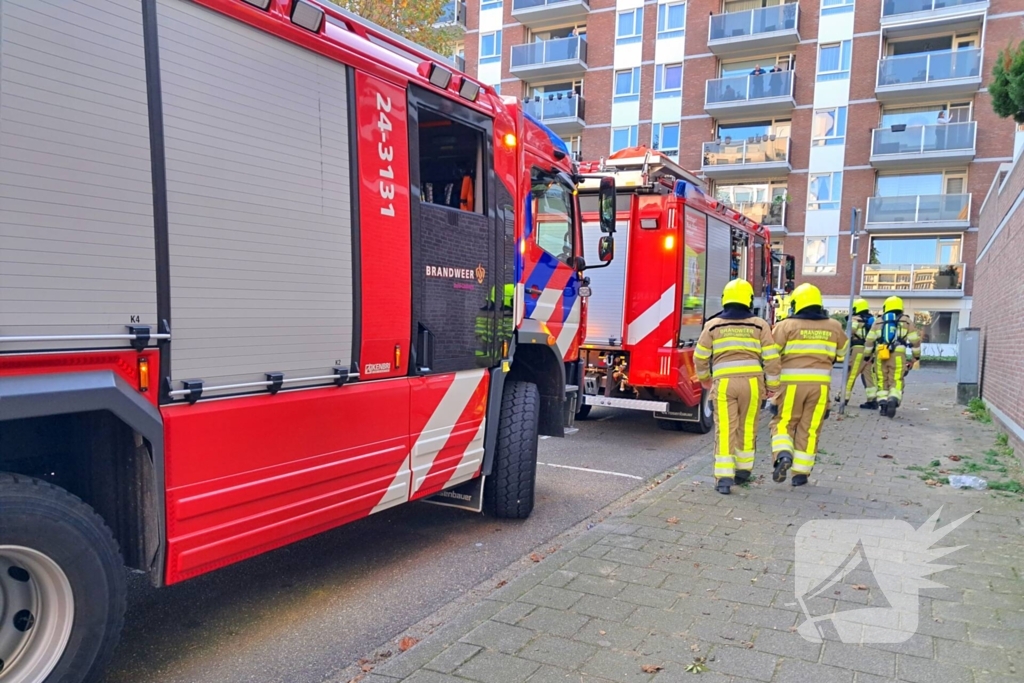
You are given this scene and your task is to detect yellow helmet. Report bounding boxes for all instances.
[883,296,903,313]
[791,283,822,313]
[852,298,870,315]
[722,279,754,307]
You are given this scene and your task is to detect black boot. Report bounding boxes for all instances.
[879,401,888,417]
[735,470,751,484]
[860,400,878,410]
[791,474,808,487]
[773,452,792,483]
[886,397,898,418]
[716,477,734,495]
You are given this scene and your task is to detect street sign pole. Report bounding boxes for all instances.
[837,207,862,415]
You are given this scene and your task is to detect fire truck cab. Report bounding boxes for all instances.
[0,2,614,681]
[577,149,771,431]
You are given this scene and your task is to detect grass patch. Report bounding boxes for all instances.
[929,459,941,468]
[967,398,992,423]
[989,480,1024,494]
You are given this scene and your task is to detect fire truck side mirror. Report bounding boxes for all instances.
[784,257,796,281]
[598,235,614,263]
[598,177,616,233]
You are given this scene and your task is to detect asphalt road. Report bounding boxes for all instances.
[101,407,714,683]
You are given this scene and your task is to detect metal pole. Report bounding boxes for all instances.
[838,207,862,414]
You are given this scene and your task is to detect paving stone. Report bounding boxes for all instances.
[701,644,777,682]
[563,557,620,578]
[968,624,1024,650]
[525,665,613,683]
[460,621,536,654]
[636,633,703,663]
[601,547,659,568]
[574,619,649,650]
[519,585,585,611]
[897,653,973,683]
[608,565,670,588]
[820,642,896,678]
[650,667,734,683]
[751,626,821,662]
[493,602,537,625]
[616,584,683,609]
[565,574,628,598]
[424,643,482,674]
[729,604,798,630]
[624,606,694,635]
[403,671,474,683]
[634,526,684,544]
[454,650,541,683]
[686,617,755,645]
[543,570,580,589]
[519,636,598,670]
[715,583,778,608]
[975,673,1024,683]
[933,639,1014,673]
[772,658,853,683]
[519,607,589,638]
[602,534,650,550]
[580,648,663,682]
[573,594,639,623]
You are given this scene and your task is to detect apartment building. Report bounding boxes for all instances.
[456,0,1024,355]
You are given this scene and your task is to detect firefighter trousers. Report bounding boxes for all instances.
[770,382,830,476]
[844,345,877,402]
[875,347,906,403]
[712,376,764,481]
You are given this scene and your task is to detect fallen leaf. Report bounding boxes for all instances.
[694,563,701,568]
[720,635,735,641]
[924,479,942,487]
[361,664,374,673]
[495,580,507,589]
[667,517,680,524]
[878,454,894,459]
[599,630,607,635]
[734,551,758,560]
[529,553,544,563]
[852,584,869,591]
[948,455,962,462]
[743,641,754,649]
[641,664,662,673]
[690,643,700,652]
[347,675,365,683]
[398,636,419,652]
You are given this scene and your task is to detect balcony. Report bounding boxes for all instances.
[510,36,588,81]
[731,200,789,235]
[701,137,791,181]
[523,94,586,136]
[870,121,976,169]
[881,0,988,35]
[876,48,982,103]
[705,70,794,121]
[861,263,966,297]
[511,0,590,30]
[708,4,800,59]
[865,193,971,231]
[437,1,468,29]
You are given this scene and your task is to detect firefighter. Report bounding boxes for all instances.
[770,283,848,486]
[475,283,514,358]
[694,279,782,495]
[864,296,921,418]
[843,298,878,409]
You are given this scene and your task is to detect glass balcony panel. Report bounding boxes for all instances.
[883,0,986,17]
[706,71,792,104]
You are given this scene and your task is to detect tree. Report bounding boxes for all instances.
[990,41,1024,124]
[327,0,461,56]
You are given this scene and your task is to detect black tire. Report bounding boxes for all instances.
[485,381,540,519]
[575,402,592,420]
[681,389,715,434]
[655,418,685,431]
[0,473,126,683]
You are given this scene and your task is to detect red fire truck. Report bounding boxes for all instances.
[576,149,772,431]
[0,1,614,681]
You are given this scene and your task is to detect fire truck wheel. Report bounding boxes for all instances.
[575,403,592,420]
[485,381,540,519]
[0,473,126,683]
[680,389,715,434]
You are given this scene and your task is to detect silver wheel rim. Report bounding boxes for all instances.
[703,391,713,419]
[0,546,74,683]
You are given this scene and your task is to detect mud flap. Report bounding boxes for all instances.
[422,476,485,513]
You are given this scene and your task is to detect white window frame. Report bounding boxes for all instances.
[654,63,683,99]
[481,0,503,10]
[652,123,680,157]
[822,0,854,16]
[808,171,843,211]
[616,8,644,45]
[817,40,852,82]
[614,67,641,103]
[811,107,847,146]
[657,2,685,40]
[480,31,501,64]
[611,125,639,153]
[803,236,839,275]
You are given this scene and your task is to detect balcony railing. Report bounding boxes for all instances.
[882,0,986,18]
[709,4,798,41]
[706,70,793,106]
[861,263,966,294]
[513,0,585,10]
[866,193,971,226]
[437,0,468,28]
[511,0,591,28]
[510,36,588,69]
[730,200,787,228]
[703,137,790,169]
[877,48,982,88]
[871,121,976,158]
[523,94,585,122]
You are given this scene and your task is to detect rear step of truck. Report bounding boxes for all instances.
[583,396,670,412]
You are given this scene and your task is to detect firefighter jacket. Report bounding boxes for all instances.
[772,314,849,384]
[694,314,782,390]
[864,313,921,359]
[850,313,874,347]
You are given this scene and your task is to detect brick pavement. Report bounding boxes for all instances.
[367,374,1024,683]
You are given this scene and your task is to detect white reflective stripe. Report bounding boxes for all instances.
[554,296,581,360]
[626,284,677,346]
[713,337,760,350]
[532,286,563,324]
[442,417,487,490]
[371,454,412,514]
[411,370,487,494]
[766,374,780,383]
[784,341,837,353]
[515,282,525,327]
[714,359,760,370]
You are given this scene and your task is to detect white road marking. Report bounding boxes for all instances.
[537,462,643,480]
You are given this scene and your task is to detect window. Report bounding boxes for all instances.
[654,63,683,98]
[812,107,847,146]
[803,236,838,275]
[614,67,641,102]
[418,109,483,214]
[808,172,843,210]
[913,311,960,345]
[531,169,575,263]
[822,0,854,16]
[493,83,501,95]
[817,41,852,81]
[657,2,685,40]
[480,32,501,64]
[870,236,961,265]
[617,8,644,45]
[652,123,680,157]
[481,0,502,9]
[611,125,639,153]
[876,172,968,197]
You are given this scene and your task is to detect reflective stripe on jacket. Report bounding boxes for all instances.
[694,316,782,388]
